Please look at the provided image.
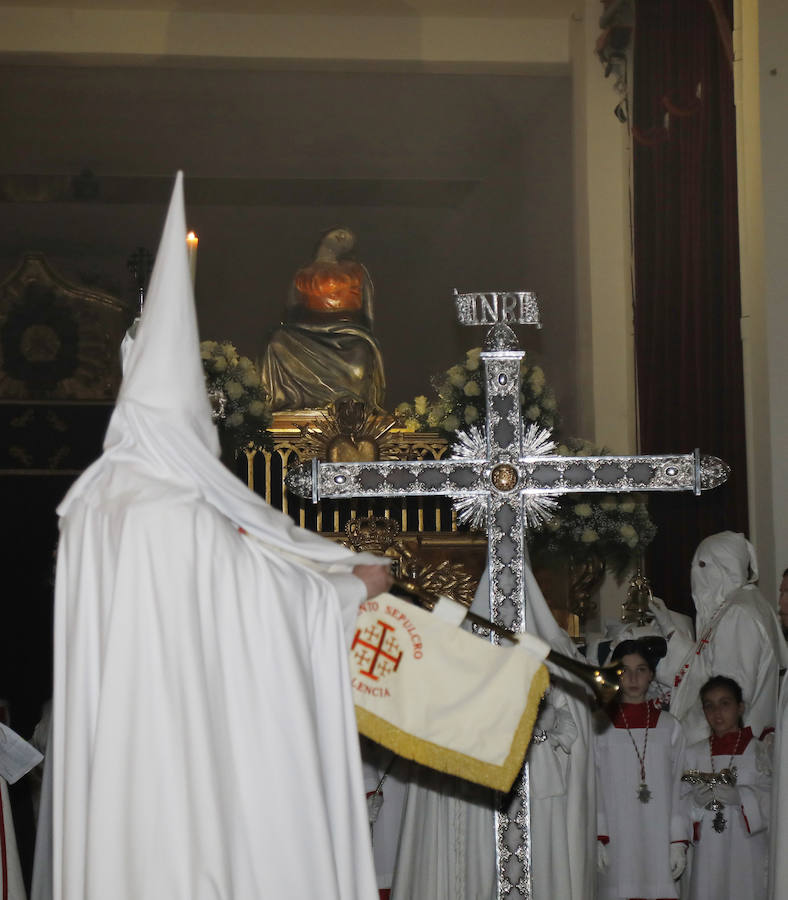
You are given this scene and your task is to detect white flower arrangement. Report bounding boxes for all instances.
[530,438,657,579]
[200,340,272,451]
[395,346,558,436]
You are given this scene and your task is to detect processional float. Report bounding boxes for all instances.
[287,289,730,900]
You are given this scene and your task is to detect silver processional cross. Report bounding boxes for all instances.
[287,289,730,900]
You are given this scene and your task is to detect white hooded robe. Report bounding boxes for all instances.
[41,173,382,900]
[657,532,787,745]
[1,722,43,900]
[390,564,597,900]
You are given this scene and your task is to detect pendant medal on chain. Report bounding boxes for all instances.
[619,703,651,804]
[705,729,743,833]
[711,804,727,833]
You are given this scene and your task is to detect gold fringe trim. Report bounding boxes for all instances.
[355,663,549,793]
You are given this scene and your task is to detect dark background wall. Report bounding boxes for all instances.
[0,63,577,424]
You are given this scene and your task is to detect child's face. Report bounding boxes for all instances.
[618,653,653,703]
[701,686,744,737]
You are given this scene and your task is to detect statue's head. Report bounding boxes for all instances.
[317,227,355,258]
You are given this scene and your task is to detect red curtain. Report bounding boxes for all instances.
[633,0,748,617]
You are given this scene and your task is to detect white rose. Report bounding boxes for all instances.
[221,342,238,363]
[427,403,445,426]
[465,347,481,371]
[225,380,243,400]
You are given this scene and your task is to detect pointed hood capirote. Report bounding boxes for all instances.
[111,170,219,457]
[59,172,380,569]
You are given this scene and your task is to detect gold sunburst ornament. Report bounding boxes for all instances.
[297,398,399,462]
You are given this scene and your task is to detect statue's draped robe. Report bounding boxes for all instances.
[36,174,382,900]
[261,259,385,410]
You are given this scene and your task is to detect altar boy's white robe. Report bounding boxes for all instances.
[44,174,381,900]
[595,701,688,900]
[684,728,770,900]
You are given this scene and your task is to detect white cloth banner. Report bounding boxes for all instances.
[349,594,548,792]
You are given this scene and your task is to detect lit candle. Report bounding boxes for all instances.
[186,231,198,286]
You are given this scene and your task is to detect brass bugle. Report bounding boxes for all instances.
[391,577,621,706]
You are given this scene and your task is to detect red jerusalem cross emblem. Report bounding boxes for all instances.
[352,619,403,681]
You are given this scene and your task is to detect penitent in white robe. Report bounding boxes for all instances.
[1,722,43,900]
[683,729,770,900]
[391,564,596,900]
[769,677,788,900]
[596,701,688,900]
[657,532,787,746]
[42,173,381,900]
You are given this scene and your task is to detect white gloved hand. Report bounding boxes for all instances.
[670,842,687,880]
[597,840,609,873]
[691,783,713,808]
[712,783,741,807]
[536,704,557,735]
[549,706,577,754]
[649,596,674,636]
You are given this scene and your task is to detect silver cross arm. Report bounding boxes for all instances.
[285,449,729,504]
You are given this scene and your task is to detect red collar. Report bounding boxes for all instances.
[609,699,661,729]
[710,726,752,756]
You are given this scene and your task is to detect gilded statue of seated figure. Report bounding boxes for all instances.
[261,227,386,411]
